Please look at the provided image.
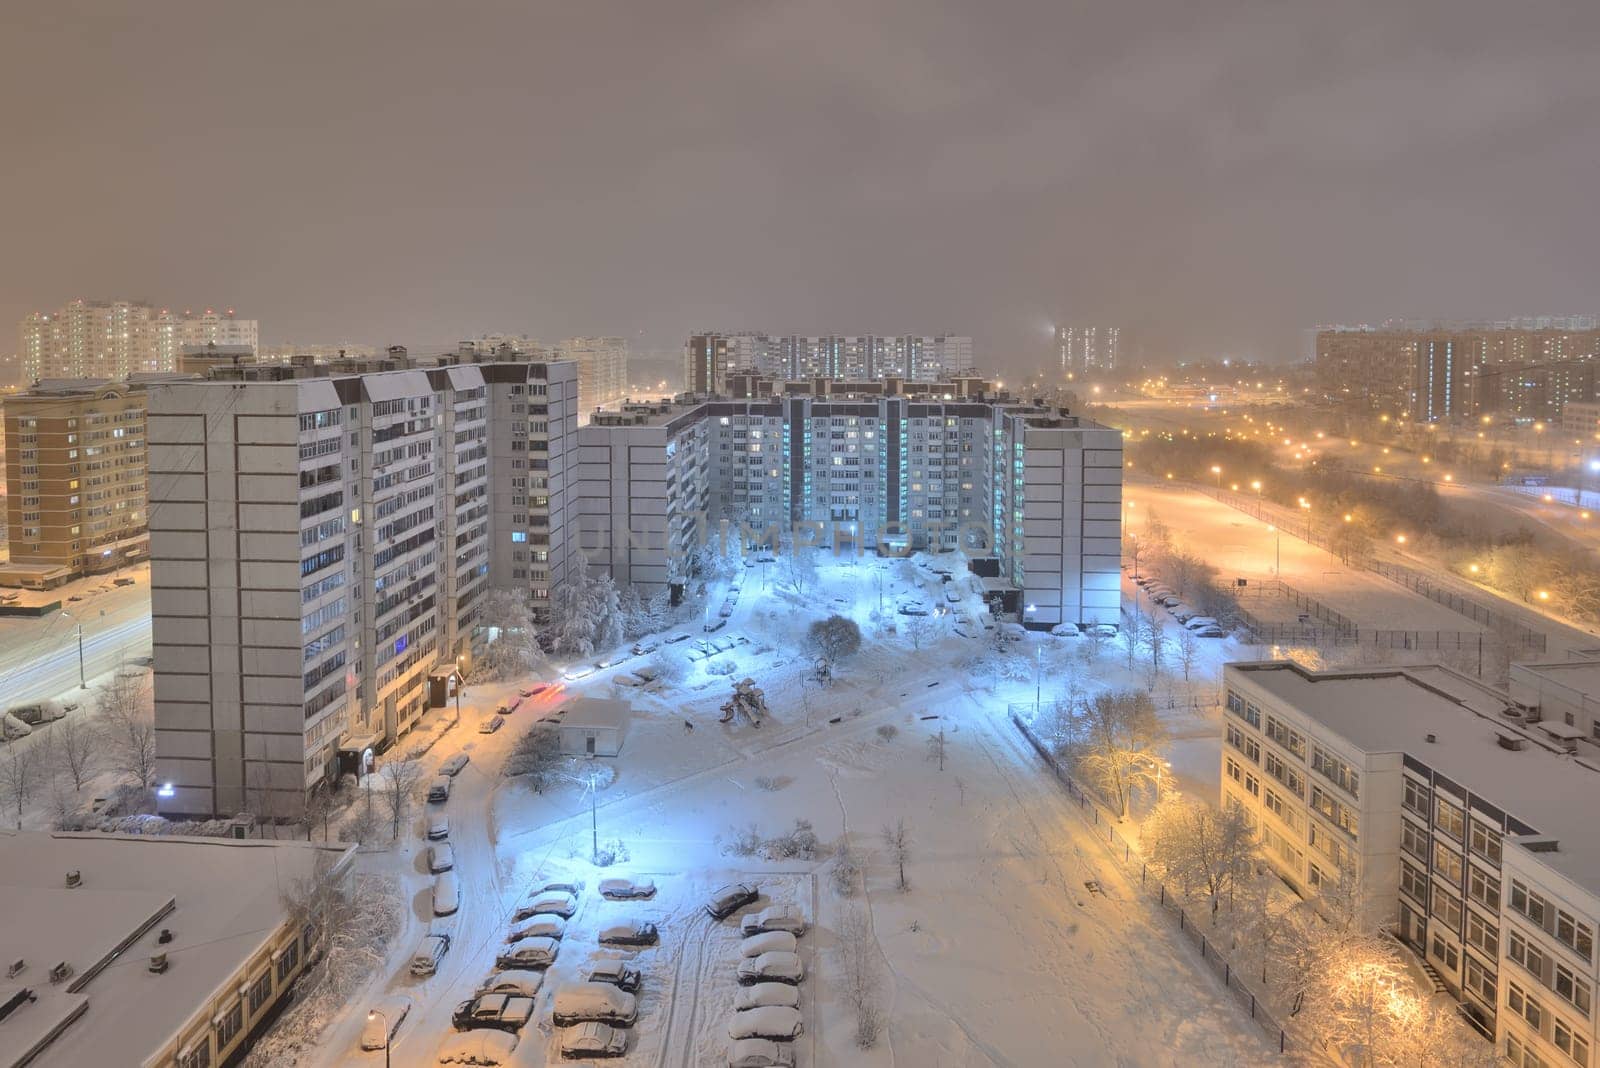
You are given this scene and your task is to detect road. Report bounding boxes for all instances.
[0,581,153,706]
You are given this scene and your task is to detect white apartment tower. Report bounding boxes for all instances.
[687,334,974,391]
[557,336,629,414]
[1055,325,1119,377]
[21,301,258,381]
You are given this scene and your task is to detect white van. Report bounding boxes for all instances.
[427,776,451,804]
[433,871,460,916]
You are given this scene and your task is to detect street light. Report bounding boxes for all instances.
[1395,534,1407,545]
[1211,464,1222,488]
[367,1010,390,1068]
[58,609,87,689]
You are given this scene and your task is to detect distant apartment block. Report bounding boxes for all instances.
[259,342,378,362]
[147,352,577,819]
[686,333,974,394]
[0,375,191,588]
[1223,661,1600,1065]
[20,300,257,381]
[557,336,629,414]
[1054,326,1119,377]
[577,384,1121,629]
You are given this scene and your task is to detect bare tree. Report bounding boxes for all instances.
[1141,797,1257,920]
[505,726,563,792]
[781,542,818,595]
[882,818,912,891]
[1080,623,1109,664]
[1141,615,1168,682]
[48,714,98,791]
[299,782,339,841]
[905,614,940,651]
[1120,624,1141,673]
[377,752,426,841]
[1070,689,1168,819]
[837,904,884,1048]
[0,741,42,828]
[925,725,948,772]
[806,615,862,676]
[1176,627,1200,683]
[99,671,156,790]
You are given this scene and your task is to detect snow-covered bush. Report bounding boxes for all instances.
[830,842,861,897]
[766,818,820,860]
[706,658,738,676]
[594,837,630,867]
[875,724,898,743]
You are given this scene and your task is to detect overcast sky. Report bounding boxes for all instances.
[3,1,1598,371]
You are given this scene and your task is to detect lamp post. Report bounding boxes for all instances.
[1267,525,1280,576]
[1033,641,1043,714]
[367,1011,390,1068]
[59,609,87,689]
[587,767,600,863]
[1211,465,1222,489]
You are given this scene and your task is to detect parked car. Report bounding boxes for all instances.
[944,588,961,604]
[1088,623,1118,638]
[1050,622,1080,638]
[433,872,460,917]
[559,1022,628,1059]
[1,713,32,741]
[706,883,760,920]
[361,996,412,1050]
[409,933,452,977]
[495,937,559,971]
[703,617,727,633]
[598,920,658,947]
[728,1006,803,1041]
[736,951,804,986]
[451,993,535,1033]
[896,602,929,616]
[477,971,543,999]
[584,959,642,993]
[728,1037,796,1068]
[428,815,450,841]
[740,931,797,957]
[551,982,638,1027]
[734,983,800,1012]
[7,701,63,727]
[507,916,567,943]
[1184,616,1219,631]
[436,1031,518,1065]
[598,876,656,900]
[631,641,659,656]
[440,753,471,777]
[427,776,452,804]
[533,878,582,895]
[428,843,455,874]
[1192,625,1227,638]
[519,683,550,698]
[996,622,1027,642]
[515,890,577,921]
[1157,593,1182,608]
[1169,604,1196,623]
[665,633,691,644]
[479,715,505,735]
[114,577,136,587]
[740,905,806,937]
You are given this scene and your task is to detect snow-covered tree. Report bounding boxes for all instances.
[476,587,543,681]
[617,585,646,640]
[882,818,912,891]
[376,751,425,841]
[0,740,42,828]
[1070,689,1168,819]
[781,542,818,595]
[505,726,563,792]
[905,614,941,650]
[1142,796,1257,919]
[98,670,156,790]
[807,615,862,674]
[837,904,884,1048]
[550,554,621,656]
[1141,615,1169,681]
[48,714,98,791]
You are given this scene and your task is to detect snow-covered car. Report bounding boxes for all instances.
[495,937,560,971]
[707,883,760,920]
[740,905,806,936]
[2,713,34,740]
[1050,622,1080,638]
[515,890,577,920]
[562,665,595,681]
[996,622,1027,642]
[1184,616,1219,631]
[597,920,658,946]
[436,1030,518,1065]
[718,604,735,618]
[728,1006,803,1041]
[433,872,460,917]
[410,933,452,977]
[944,587,961,603]
[559,1022,628,1059]
[478,714,504,734]
[736,951,804,986]
[896,602,929,616]
[728,1037,795,1068]
[428,776,452,803]
[477,971,543,999]
[734,983,800,1012]
[534,878,582,895]
[361,996,411,1050]
[519,683,551,698]
[428,815,450,841]
[584,959,642,992]
[598,876,656,900]
[429,843,455,874]
[631,640,659,656]
[1133,575,1154,586]
[550,982,638,1027]
[1157,593,1182,608]
[1088,623,1118,638]
[452,993,535,1033]
[739,930,797,957]
[703,617,727,633]
[440,753,471,777]
[665,633,691,644]
[1192,625,1227,638]
[1169,604,1196,623]
[507,916,567,942]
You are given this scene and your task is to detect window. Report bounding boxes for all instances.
[1226,691,1260,728]
[1226,724,1260,763]
[1225,757,1242,785]
[1265,751,1305,798]
[1512,880,1550,926]
[1555,962,1592,1017]
[247,970,273,1014]
[215,1001,244,1049]
[1244,772,1261,798]
[1556,1018,1591,1066]
[1469,866,1501,911]
[275,938,300,983]
[1434,797,1466,841]
[1311,745,1360,799]
[1432,885,1464,934]
[1510,929,1548,979]
[180,1040,212,1068]
[1430,932,1460,971]
[1310,786,1359,839]
[1470,820,1503,864]
[1265,716,1306,758]
[1556,910,1595,963]
[1467,910,1499,957]
[1507,1033,1548,1068]
[1400,861,1428,904]
[1433,841,1464,885]
[1464,955,1497,1004]
[1509,981,1545,1029]
[1264,789,1299,830]
[1401,819,1429,860]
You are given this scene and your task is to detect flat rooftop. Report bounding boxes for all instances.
[0,832,351,1068]
[1513,659,1600,701]
[1231,661,1600,888]
[558,696,632,731]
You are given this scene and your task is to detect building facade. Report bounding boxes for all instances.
[1222,661,1600,1065]
[20,301,257,382]
[0,375,190,587]
[1055,326,1119,377]
[557,336,629,414]
[687,334,974,392]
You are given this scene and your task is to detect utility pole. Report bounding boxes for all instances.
[589,769,599,863]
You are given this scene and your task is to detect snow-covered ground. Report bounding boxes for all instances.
[301,553,1275,1068]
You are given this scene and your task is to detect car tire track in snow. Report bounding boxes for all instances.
[676,911,719,1068]
[653,908,710,1068]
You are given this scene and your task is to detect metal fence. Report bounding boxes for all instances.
[1008,709,1291,1054]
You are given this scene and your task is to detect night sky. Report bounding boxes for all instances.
[4,1,1599,371]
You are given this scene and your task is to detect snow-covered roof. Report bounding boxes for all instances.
[1230,661,1600,888]
[0,832,353,1068]
[1512,659,1600,705]
[557,696,632,732]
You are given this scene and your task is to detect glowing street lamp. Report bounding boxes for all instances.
[1395,534,1407,545]
[1538,590,1551,602]
[1211,464,1222,488]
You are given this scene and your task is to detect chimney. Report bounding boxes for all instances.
[64,870,81,889]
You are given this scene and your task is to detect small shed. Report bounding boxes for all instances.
[553,697,632,757]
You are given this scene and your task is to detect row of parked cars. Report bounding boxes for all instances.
[708,883,809,1068]
[1134,575,1227,637]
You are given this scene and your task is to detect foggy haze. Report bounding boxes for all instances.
[3,1,1599,373]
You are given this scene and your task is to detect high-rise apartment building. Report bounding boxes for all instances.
[20,301,258,381]
[0,375,190,588]
[1223,660,1600,1063]
[687,334,974,392]
[1055,326,1119,377]
[557,336,629,414]
[147,354,578,818]
[577,386,1121,629]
